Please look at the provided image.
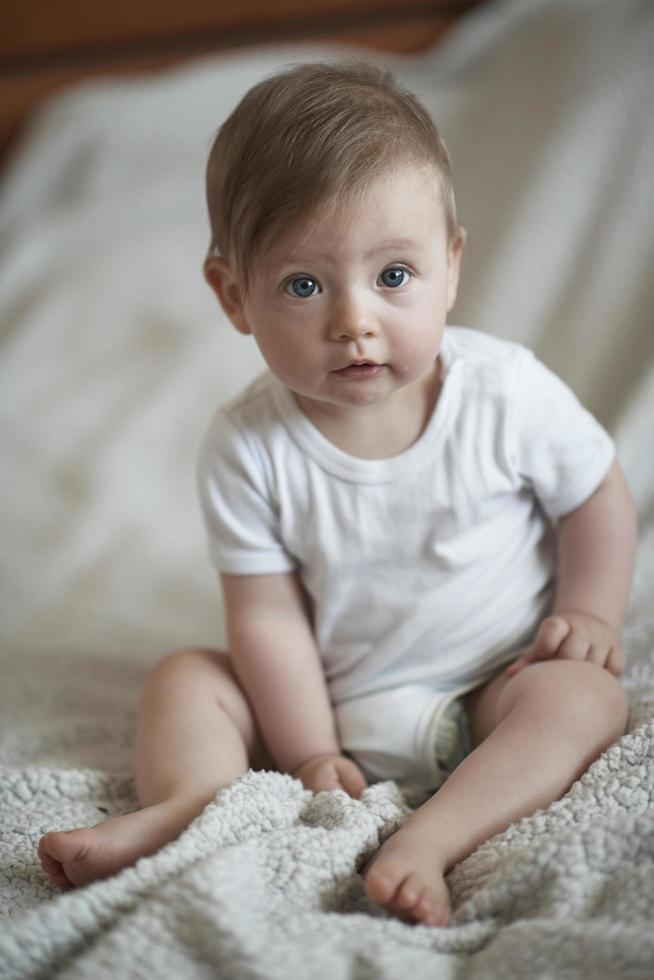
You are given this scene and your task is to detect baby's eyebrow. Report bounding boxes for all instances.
[364,239,419,258]
[277,238,420,268]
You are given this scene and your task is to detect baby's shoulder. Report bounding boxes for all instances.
[199,371,288,478]
[208,370,278,439]
[443,326,531,398]
[444,325,529,367]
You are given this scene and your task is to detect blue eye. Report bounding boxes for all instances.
[380,266,410,288]
[285,276,320,298]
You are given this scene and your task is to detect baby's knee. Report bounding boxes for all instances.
[567,661,627,738]
[141,647,228,696]
[510,659,628,741]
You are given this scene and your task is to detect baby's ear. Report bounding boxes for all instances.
[204,256,252,335]
[446,226,467,312]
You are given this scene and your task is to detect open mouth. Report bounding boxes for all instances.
[333,362,385,380]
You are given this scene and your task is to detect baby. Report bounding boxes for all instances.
[38,61,637,928]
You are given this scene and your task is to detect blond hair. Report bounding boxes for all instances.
[206,60,458,292]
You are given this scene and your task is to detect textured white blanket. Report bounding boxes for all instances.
[1,0,654,975]
[1,678,654,977]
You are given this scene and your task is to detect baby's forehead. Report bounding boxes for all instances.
[258,203,347,269]
[270,175,438,250]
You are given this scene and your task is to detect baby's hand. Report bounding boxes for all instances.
[506,611,625,677]
[292,752,368,798]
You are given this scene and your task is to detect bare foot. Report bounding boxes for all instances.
[38,796,210,888]
[362,822,451,927]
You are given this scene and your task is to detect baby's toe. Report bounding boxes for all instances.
[42,829,89,866]
[363,859,403,906]
[394,873,425,912]
[38,835,76,888]
[415,888,452,927]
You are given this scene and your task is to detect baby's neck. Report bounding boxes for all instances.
[296,362,442,461]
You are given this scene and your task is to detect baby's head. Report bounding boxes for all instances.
[204,60,459,295]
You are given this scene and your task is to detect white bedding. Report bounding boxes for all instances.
[1,0,654,975]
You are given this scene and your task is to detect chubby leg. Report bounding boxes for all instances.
[362,660,628,926]
[38,648,272,888]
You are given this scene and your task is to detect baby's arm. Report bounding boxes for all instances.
[221,571,367,797]
[508,459,638,675]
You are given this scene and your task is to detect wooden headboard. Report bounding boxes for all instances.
[0,1,480,165]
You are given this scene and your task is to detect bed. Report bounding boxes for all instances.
[1,0,653,976]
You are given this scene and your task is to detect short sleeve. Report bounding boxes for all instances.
[197,410,297,575]
[510,350,615,519]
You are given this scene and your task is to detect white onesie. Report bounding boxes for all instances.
[198,326,615,789]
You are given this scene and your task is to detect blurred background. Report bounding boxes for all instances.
[0,0,652,665]
[0,0,478,166]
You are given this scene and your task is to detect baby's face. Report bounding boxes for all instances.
[235,165,463,421]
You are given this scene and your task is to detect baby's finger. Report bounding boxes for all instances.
[532,616,571,657]
[558,629,591,661]
[586,644,609,667]
[606,645,626,676]
[336,760,368,799]
[507,619,569,675]
[311,763,344,794]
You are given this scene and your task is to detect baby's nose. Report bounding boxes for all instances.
[328,296,378,341]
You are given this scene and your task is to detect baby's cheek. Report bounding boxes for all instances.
[258,339,306,386]
[393,341,440,382]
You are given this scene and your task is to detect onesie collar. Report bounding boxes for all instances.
[269,328,461,484]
